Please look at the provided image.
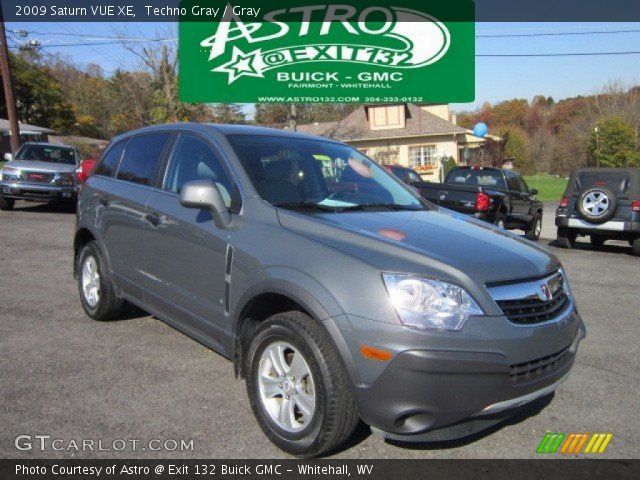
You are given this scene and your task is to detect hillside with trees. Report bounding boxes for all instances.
[1,44,638,176]
[458,83,640,174]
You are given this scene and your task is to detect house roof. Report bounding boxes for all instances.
[0,118,55,134]
[296,104,468,142]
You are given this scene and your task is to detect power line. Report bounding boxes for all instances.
[10,29,173,42]
[478,28,640,38]
[478,51,640,57]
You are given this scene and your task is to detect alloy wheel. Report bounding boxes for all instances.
[81,255,100,307]
[257,341,316,433]
[582,190,610,217]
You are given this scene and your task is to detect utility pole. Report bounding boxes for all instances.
[0,4,20,153]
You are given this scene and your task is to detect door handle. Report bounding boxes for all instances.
[145,213,162,227]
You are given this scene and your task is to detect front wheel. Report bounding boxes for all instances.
[245,311,358,457]
[0,197,15,210]
[525,214,542,241]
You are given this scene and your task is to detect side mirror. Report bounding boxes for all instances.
[4,153,13,161]
[529,188,539,196]
[179,179,231,229]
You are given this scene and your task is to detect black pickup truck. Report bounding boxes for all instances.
[417,166,544,240]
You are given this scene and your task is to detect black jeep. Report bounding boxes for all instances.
[555,168,640,255]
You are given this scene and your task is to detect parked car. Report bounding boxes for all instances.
[383,164,424,187]
[76,158,97,185]
[0,142,80,210]
[555,167,640,255]
[418,166,544,240]
[74,124,585,457]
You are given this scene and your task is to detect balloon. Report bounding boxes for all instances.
[473,123,488,138]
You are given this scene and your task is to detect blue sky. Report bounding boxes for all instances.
[6,21,640,114]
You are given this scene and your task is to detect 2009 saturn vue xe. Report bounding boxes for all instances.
[74,124,585,457]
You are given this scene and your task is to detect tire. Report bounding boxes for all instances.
[493,213,506,229]
[525,214,542,241]
[633,237,640,256]
[245,311,358,457]
[556,227,577,249]
[0,197,15,210]
[577,186,617,224]
[590,235,607,247]
[76,241,125,320]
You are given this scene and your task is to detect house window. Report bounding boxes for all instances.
[409,145,437,169]
[369,105,405,130]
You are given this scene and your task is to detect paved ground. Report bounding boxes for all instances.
[1,201,638,459]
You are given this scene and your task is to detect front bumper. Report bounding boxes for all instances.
[343,306,585,440]
[0,180,76,201]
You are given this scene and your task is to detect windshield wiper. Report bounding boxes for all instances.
[273,202,341,212]
[357,203,425,211]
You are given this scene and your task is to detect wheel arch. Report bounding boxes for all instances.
[231,276,359,386]
[73,226,111,277]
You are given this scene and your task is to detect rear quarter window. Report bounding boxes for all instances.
[93,140,127,177]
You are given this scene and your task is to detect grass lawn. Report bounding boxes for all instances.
[523,175,568,202]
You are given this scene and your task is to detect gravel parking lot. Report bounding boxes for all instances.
[1,201,638,459]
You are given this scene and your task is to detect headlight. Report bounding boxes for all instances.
[383,274,483,331]
[0,166,19,181]
[559,268,572,298]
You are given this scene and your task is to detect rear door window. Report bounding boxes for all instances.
[94,140,127,177]
[505,171,519,191]
[116,133,170,186]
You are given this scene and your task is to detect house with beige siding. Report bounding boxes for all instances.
[296,104,492,181]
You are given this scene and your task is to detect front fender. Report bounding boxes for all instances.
[230,267,361,385]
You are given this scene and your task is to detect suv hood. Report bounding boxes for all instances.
[277,207,559,285]
[4,160,76,174]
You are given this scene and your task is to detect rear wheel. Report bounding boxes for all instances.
[633,237,640,256]
[76,241,125,320]
[245,311,358,457]
[556,227,577,248]
[525,214,542,241]
[494,214,506,230]
[0,197,15,210]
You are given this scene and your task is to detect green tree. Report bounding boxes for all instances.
[497,127,531,172]
[0,52,75,133]
[587,118,640,168]
[211,104,245,123]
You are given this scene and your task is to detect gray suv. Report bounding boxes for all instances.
[74,124,585,457]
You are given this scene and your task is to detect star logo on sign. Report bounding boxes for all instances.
[213,47,264,84]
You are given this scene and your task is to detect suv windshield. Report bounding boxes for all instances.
[228,135,424,211]
[15,144,77,165]
[446,168,505,188]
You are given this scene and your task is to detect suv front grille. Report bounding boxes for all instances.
[510,345,571,382]
[20,172,55,183]
[497,288,570,325]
